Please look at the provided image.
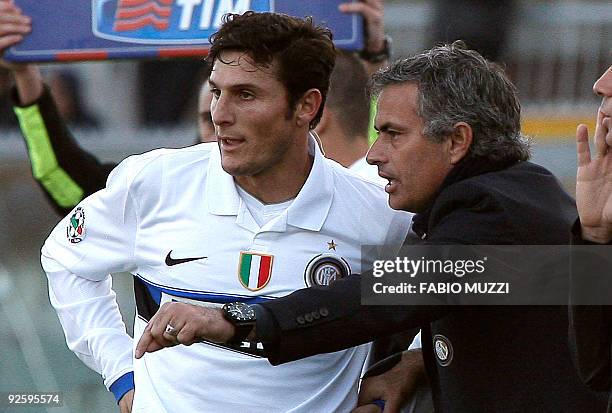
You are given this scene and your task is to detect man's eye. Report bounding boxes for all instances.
[210,88,220,98]
[383,130,399,139]
[239,91,254,100]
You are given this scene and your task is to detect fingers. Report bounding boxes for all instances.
[352,404,382,413]
[602,117,612,148]
[135,303,183,358]
[593,111,610,157]
[338,2,383,23]
[0,1,30,52]
[0,33,22,50]
[576,124,591,167]
[339,0,385,54]
[135,302,213,358]
[135,323,164,358]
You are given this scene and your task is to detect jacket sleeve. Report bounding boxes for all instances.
[255,181,520,365]
[40,156,141,399]
[257,270,448,365]
[568,219,612,391]
[12,85,116,216]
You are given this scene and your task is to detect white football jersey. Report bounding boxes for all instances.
[41,138,412,412]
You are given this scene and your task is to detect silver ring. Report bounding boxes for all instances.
[164,323,178,337]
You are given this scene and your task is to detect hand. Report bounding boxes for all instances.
[0,0,42,104]
[352,350,427,413]
[576,113,612,243]
[0,0,31,71]
[134,302,235,358]
[339,0,385,54]
[118,389,134,413]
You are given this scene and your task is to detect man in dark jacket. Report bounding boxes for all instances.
[135,42,606,412]
[569,64,612,410]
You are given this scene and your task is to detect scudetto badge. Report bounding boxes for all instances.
[238,251,274,291]
[304,253,350,287]
[433,334,453,367]
[67,207,86,244]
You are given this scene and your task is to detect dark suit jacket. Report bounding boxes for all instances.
[258,159,607,412]
[569,221,612,411]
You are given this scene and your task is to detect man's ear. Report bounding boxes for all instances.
[294,88,322,128]
[448,122,473,164]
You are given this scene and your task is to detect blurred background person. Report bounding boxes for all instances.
[47,69,100,128]
[430,0,515,63]
[0,66,17,127]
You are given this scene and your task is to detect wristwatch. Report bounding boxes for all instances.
[222,302,256,344]
[359,35,392,64]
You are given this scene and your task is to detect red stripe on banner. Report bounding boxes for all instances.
[158,48,210,57]
[55,51,109,61]
[117,3,171,19]
[118,0,150,7]
[114,15,169,31]
[119,0,173,7]
[258,256,272,288]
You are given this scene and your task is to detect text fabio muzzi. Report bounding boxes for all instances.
[372,257,510,295]
[373,281,510,295]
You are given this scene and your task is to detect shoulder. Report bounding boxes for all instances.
[114,143,216,188]
[326,158,387,201]
[428,162,576,244]
[323,158,413,240]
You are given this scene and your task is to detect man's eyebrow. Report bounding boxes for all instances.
[376,122,401,132]
[208,80,263,91]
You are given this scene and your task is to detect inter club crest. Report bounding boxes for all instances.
[304,253,350,287]
[67,207,86,244]
[433,334,454,367]
[238,252,273,291]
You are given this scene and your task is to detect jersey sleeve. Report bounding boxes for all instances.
[40,155,141,393]
[13,85,116,216]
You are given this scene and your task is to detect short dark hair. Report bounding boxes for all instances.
[326,50,370,141]
[370,41,530,164]
[208,12,336,129]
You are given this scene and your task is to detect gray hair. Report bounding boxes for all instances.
[370,41,530,163]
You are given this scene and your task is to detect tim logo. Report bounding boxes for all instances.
[93,0,275,44]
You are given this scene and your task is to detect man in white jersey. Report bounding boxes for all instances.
[41,11,411,413]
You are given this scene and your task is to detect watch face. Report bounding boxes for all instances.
[226,302,255,322]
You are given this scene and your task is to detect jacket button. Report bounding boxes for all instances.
[312,311,320,320]
[320,307,329,317]
[305,313,313,323]
[296,316,305,324]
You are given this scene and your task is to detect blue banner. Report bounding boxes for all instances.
[6,0,362,62]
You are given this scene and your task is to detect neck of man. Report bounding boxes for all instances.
[234,138,314,204]
[329,136,369,168]
[316,112,370,168]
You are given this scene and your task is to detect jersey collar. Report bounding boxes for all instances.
[205,133,334,232]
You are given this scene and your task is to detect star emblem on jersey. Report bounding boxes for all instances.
[433,334,453,367]
[304,253,350,287]
[66,207,86,244]
[327,240,337,250]
[238,252,274,291]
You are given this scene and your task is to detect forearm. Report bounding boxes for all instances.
[41,249,134,392]
[12,64,43,105]
[13,84,115,213]
[257,274,446,365]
